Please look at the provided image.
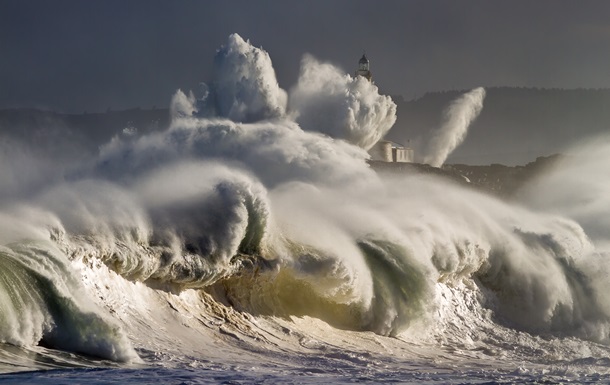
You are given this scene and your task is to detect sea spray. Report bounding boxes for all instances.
[201,33,287,122]
[289,54,397,150]
[518,136,610,243]
[424,87,486,167]
[97,116,377,190]
[51,36,610,340]
[516,138,610,340]
[4,34,610,380]
[0,240,139,362]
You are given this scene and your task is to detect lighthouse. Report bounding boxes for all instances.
[355,54,372,81]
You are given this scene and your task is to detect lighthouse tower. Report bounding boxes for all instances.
[355,54,372,81]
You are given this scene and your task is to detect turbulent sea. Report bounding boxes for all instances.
[3,34,610,384]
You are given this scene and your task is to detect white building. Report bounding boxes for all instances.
[369,140,414,163]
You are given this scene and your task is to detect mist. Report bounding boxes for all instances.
[518,136,610,244]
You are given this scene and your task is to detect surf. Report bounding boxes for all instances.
[2,34,610,384]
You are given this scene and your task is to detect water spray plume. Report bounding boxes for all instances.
[203,33,287,122]
[289,54,397,150]
[424,87,486,167]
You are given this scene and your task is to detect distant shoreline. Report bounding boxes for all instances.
[369,154,562,199]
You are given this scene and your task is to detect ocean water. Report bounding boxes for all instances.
[3,34,610,384]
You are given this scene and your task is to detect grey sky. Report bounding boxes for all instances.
[2,0,610,112]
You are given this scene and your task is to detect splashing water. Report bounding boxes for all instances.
[1,34,610,384]
[289,54,397,150]
[423,87,486,167]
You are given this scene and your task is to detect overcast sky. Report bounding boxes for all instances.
[2,0,610,112]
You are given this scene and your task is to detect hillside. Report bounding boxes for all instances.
[2,87,610,167]
[0,104,568,200]
[370,154,562,199]
[0,107,169,159]
[387,87,610,165]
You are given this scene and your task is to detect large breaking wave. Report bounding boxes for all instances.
[2,33,610,380]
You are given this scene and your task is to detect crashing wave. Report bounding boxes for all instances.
[2,33,610,372]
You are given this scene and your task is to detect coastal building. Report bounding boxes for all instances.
[369,140,414,163]
[355,54,373,81]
